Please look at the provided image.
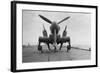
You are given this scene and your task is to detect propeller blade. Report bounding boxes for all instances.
[57,16,70,24]
[39,15,52,24]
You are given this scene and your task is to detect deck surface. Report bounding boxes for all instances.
[22,46,91,63]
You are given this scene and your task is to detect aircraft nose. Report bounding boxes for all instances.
[52,21,56,25]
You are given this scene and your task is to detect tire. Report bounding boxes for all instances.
[67,45,71,50]
[38,45,42,51]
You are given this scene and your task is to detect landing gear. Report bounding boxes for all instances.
[47,43,51,51]
[67,45,71,52]
[38,41,43,53]
[59,43,63,51]
[54,46,57,52]
[38,45,42,53]
[66,38,71,52]
[37,36,71,52]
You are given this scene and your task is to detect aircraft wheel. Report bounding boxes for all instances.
[67,45,71,52]
[54,46,57,52]
[38,45,42,51]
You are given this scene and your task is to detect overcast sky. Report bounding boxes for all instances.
[22,10,91,47]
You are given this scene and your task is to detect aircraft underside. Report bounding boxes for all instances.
[38,35,71,52]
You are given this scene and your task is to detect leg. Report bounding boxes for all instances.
[53,42,57,52]
[47,43,51,51]
[54,45,57,52]
[67,41,71,52]
[38,41,42,52]
[59,43,63,50]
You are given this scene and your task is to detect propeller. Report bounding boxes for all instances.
[57,16,70,25]
[39,15,52,24]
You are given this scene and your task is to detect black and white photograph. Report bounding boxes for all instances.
[22,10,91,63]
[11,1,97,72]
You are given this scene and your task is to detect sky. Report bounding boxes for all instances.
[22,10,91,47]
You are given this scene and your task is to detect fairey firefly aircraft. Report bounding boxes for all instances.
[38,14,71,52]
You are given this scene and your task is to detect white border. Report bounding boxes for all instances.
[16,3,96,70]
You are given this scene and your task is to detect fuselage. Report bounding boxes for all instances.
[50,22,60,35]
